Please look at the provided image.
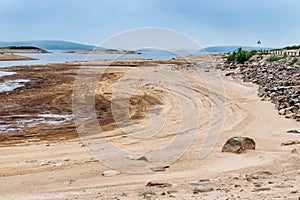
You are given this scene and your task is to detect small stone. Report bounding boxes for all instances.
[52,163,63,167]
[251,171,273,179]
[292,148,299,154]
[138,189,156,196]
[273,184,291,188]
[253,183,263,187]
[193,186,213,193]
[225,72,234,76]
[40,162,48,166]
[285,113,297,119]
[146,182,172,188]
[223,188,231,193]
[150,166,169,172]
[287,130,300,134]
[102,170,120,177]
[279,109,286,115]
[25,160,38,163]
[167,190,178,194]
[281,140,300,146]
[127,155,148,162]
[251,187,271,192]
[198,179,210,182]
[120,193,127,196]
[191,182,208,186]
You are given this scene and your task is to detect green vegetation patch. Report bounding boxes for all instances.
[290,57,299,65]
[267,53,287,62]
[283,45,300,50]
[227,48,257,64]
[0,46,42,50]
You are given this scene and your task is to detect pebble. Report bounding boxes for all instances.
[40,161,50,166]
[281,141,300,146]
[251,171,273,179]
[191,181,208,186]
[120,193,127,196]
[127,155,148,162]
[138,189,156,196]
[51,163,63,167]
[146,182,172,188]
[102,170,120,177]
[193,186,214,193]
[292,148,299,154]
[150,166,169,172]
[167,190,178,194]
[273,184,291,188]
[251,187,271,192]
[25,160,38,163]
[287,130,300,134]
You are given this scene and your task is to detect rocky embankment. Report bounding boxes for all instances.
[218,56,300,122]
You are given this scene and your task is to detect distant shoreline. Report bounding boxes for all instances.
[65,49,141,54]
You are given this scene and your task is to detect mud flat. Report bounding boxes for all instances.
[0,53,37,61]
[0,56,299,199]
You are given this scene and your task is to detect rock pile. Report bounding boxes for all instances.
[219,59,300,121]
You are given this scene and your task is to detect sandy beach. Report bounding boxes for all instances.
[0,56,299,199]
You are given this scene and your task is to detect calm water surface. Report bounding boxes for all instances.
[0,50,182,68]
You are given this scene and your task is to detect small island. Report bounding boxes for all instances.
[0,46,49,54]
[0,46,49,61]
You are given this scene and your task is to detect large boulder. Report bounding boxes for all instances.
[222,137,256,154]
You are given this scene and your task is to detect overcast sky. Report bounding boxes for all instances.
[0,0,299,48]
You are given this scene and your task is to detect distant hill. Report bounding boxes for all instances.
[136,48,201,56]
[200,46,275,54]
[0,40,98,50]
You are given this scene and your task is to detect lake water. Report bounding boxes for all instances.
[0,50,188,68]
[0,49,201,92]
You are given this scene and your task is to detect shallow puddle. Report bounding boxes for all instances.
[0,113,73,134]
[0,79,30,92]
